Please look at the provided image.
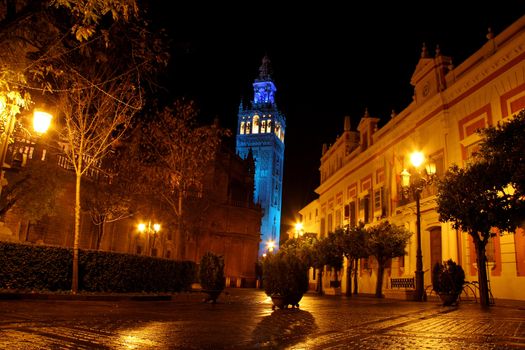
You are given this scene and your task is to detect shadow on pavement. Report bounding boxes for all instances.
[251,308,318,348]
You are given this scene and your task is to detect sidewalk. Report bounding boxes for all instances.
[2,287,525,308]
[0,289,206,301]
[1,288,524,349]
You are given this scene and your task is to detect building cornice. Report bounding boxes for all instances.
[446,40,525,108]
[315,17,525,198]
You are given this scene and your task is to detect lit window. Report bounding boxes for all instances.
[253,115,260,134]
[335,210,341,229]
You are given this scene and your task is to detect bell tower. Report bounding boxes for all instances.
[236,55,286,256]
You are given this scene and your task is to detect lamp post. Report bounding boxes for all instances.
[138,220,161,256]
[33,110,53,134]
[401,151,436,302]
[266,239,275,254]
[294,221,304,238]
[0,109,53,197]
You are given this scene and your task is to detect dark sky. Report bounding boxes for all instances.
[151,3,525,232]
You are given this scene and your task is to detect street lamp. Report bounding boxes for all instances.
[294,221,304,238]
[33,110,53,134]
[266,240,275,254]
[401,151,436,302]
[0,109,53,197]
[138,220,161,256]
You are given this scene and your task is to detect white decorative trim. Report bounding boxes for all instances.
[445,39,525,104]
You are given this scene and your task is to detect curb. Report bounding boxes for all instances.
[0,292,193,302]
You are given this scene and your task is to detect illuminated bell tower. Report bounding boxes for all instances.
[236,55,286,256]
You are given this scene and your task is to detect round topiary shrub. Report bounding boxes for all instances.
[198,252,225,292]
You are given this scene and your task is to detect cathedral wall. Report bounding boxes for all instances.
[1,140,262,289]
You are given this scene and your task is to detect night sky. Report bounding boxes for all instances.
[151,3,525,233]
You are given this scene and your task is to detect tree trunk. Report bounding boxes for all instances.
[0,199,15,220]
[72,172,82,294]
[175,192,184,260]
[151,232,157,255]
[345,257,352,297]
[95,221,105,250]
[474,236,491,307]
[375,260,385,298]
[353,258,359,295]
[24,221,31,242]
[316,268,324,295]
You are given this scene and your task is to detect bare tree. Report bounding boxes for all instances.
[0,0,143,145]
[81,172,135,250]
[0,1,167,293]
[56,65,142,292]
[141,100,229,260]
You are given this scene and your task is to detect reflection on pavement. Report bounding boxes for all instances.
[252,308,318,348]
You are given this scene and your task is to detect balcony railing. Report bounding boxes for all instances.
[57,154,109,181]
[397,182,438,207]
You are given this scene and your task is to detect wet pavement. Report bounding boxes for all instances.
[1,288,524,349]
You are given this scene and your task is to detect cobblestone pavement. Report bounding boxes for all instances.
[1,288,525,349]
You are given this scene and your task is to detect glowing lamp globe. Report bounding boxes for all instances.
[33,110,53,134]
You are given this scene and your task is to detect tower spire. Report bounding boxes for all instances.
[253,55,277,106]
[258,55,272,81]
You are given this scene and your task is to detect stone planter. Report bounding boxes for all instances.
[202,289,222,304]
[270,293,303,310]
[438,292,460,306]
[286,293,303,308]
[270,294,287,310]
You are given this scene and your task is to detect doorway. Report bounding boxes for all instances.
[429,227,442,270]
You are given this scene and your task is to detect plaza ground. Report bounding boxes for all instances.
[1,288,525,349]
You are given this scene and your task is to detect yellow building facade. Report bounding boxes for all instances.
[299,15,525,301]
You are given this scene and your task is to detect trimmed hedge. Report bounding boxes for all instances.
[0,242,196,292]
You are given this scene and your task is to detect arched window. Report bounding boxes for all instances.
[253,115,260,134]
[240,121,245,135]
[267,120,272,132]
[261,120,267,133]
[428,227,442,271]
[246,122,251,134]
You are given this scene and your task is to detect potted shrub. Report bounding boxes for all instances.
[432,259,465,306]
[262,252,309,310]
[198,252,225,303]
